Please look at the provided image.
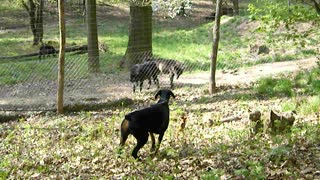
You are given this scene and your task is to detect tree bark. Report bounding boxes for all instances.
[209,0,223,94]
[232,0,239,15]
[124,5,152,68]
[312,0,320,14]
[82,0,86,16]
[86,0,100,73]
[57,0,66,114]
[22,0,44,45]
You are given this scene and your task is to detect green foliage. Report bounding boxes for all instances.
[255,77,294,97]
[248,0,320,46]
[254,68,320,115]
[295,68,320,95]
[281,100,296,112]
[248,0,320,25]
[256,68,320,98]
[201,169,224,180]
[298,95,320,115]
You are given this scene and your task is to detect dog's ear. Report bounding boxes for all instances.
[155,90,162,99]
[170,90,176,99]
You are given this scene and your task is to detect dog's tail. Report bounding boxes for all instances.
[120,119,130,147]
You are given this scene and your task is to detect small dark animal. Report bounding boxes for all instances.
[177,1,192,16]
[39,44,57,59]
[154,59,184,88]
[130,61,160,93]
[249,44,270,55]
[204,7,234,21]
[119,89,176,159]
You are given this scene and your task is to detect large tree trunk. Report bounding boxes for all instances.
[57,0,66,114]
[232,0,239,15]
[209,0,222,94]
[22,0,44,45]
[86,0,100,73]
[124,5,152,68]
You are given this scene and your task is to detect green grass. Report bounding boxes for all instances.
[254,68,320,115]
[255,68,320,97]
[255,77,294,97]
[0,6,319,85]
[298,95,320,115]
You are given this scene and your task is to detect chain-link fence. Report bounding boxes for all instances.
[0,0,318,112]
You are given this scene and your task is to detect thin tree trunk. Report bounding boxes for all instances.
[209,0,223,94]
[57,0,66,114]
[124,5,152,68]
[86,0,100,73]
[82,0,86,17]
[312,0,320,14]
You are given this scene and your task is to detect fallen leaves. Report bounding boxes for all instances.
[0,87,319,179]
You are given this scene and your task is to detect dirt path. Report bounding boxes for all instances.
[178,57,318,86]
[0,57,318,111]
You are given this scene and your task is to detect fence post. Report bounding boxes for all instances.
[57,0,66,114]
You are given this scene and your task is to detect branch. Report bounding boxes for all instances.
[220,116,242,123]
[0,45,88,62]
[20,0,30,12]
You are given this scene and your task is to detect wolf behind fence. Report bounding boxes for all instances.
[39,44,57,60]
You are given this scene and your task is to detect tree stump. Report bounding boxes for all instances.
[264,110,296,134]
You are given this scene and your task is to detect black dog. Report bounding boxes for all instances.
[39,44,57,60]
[119,89,175,159]
[155,59,184,88]
[130,61,160,92]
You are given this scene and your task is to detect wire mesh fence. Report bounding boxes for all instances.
[0,0,318,112]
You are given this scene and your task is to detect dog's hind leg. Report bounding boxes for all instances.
[149,132,156,152]
[153,76,160,89]
[152,132,164,156]
[169,73,174,88]
[139,81,144,92]
[147,78,152,89]
[132,131,149,159]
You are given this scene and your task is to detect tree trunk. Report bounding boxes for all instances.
[86,0,100,73]
[36,0,44,44]
[209,0,223,94]
[57,0,66,114]
[124,5,152,68]
[312,0,320,14]
[82,0,86,16]
[22,0,44,45]
[232,0,239,15]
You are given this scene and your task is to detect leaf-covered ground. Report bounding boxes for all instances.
[1,84,319,179]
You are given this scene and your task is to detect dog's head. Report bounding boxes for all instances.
[129,64,140,82]
[155,89,175,103]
